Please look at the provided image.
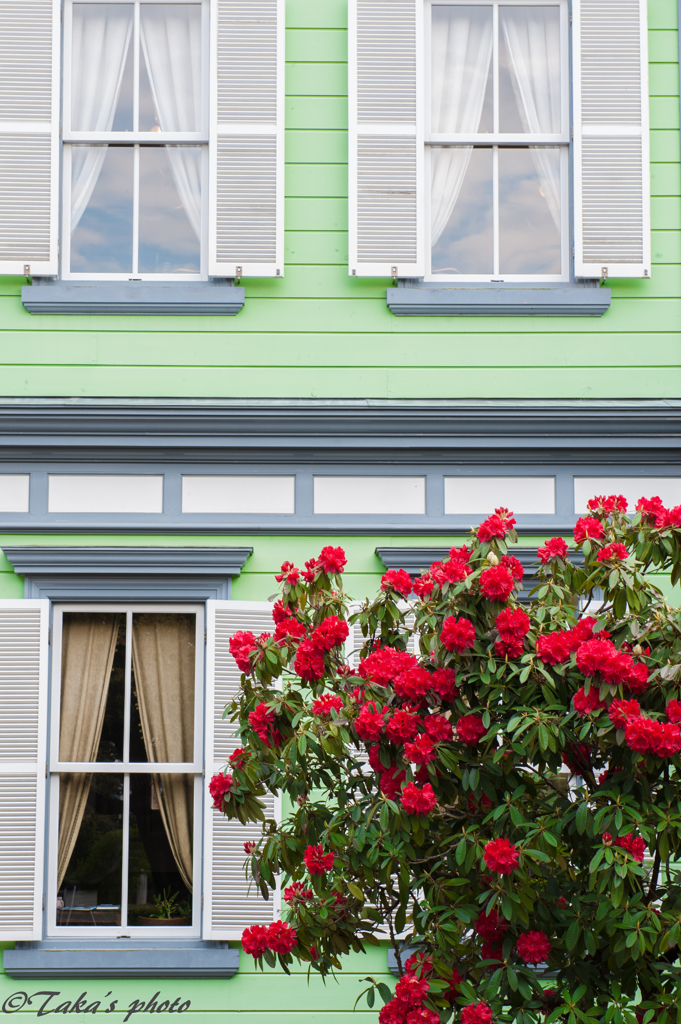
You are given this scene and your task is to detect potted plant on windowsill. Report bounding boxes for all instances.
[137,889,191,926]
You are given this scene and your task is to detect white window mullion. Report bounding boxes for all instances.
[133,1,140,134]
[120,774,131,928]
[132,145,140,275]
[123,611,132,761]
[492,1,499,135]
[493,145,499,276]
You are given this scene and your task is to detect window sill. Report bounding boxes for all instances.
[386,283,611,317]
[4,939,239,979]
[21,281,245,316]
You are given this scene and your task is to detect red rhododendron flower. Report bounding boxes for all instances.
[445,967,463,1000]
[500,555,524,582]
[301,557,320,583]
[441,616,476,652]
[609,698,641,728]
[478,508,516,542]
[495,636,525,659]
[209,772,233,809]
[624,661,649,694]
[312,693,344,716]
[597,543,630,562]
[479,565,515,601]
[381,568,413,598]
[475,909,508,942]
[311,615,349,652]
[496,607,530,637]
[244,840,257,854]
[394,665,433,703]
[483,837,520,874]
[367,745,383,772]
[456,714,487,746]
[284,881,313,903]
[667,699,681,723]
[461,1003,493,1024]
[249,703,282,747]
[294,638,326,681]
[602,832,613,845]
[229,747,248,768]
[425,713,453,742]
[481,941,504,962]
[538,537,569,562]
[317,545,347,575]
[275,561,301,585]
[405,952,433,977]
[516,931,551,964]
[412,573,434,598]
[303,844,335,875]
[242,924,270,958]
[576,638,622,678]
[359,647,417,684]
[562,743,591,774]
[536,630,576,665]
[274,618,307,644]
[386,708,421,744]
[636,495,667,523]
[404,734,436,765]
[394,972,430,1006]
[573,685,607,717]
[430,667,459,701]
[272,599,294,624]
[267,920,297,954]
[405,1010,439,1024]
[380,766,406,799]
[401,781,437,815]
[230,630,257,673]
[574,516,605,544]
[572,616,602,642]
[430,558,472,586]
[614,833,646,862]
[379,1002,406,1024]
[355,701,387,741]
[653,722,681,757]
[587,494,628,516]
[450,545,471,562]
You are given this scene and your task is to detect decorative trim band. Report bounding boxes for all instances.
[387,286,611,317]
[21,282,245,316]
[5,940,239,979]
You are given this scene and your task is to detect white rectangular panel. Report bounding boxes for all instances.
[575,478,681,514]
[314,476,425,515]
[445,477,556,515]
[182,475,295,514]
[0,475,29,513]
[48,475,163,514]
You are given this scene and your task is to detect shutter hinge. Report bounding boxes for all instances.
[204,629,207,645]
[571,124,574,140]
[569,10,572,22]
[202,764,205,777]
[572,245,575,259]
[48,628,51,645]
[42,893,46,910]
[46,762,48,778]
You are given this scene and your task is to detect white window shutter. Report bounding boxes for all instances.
[0,600,49,940]
[349,0,424,278]
[208,0,284,279]
[0,0,60,276]
[573,0,651,279]
[203,600,280,940]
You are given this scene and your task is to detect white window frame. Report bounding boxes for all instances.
[61,0,210,282]
[424,0,570,283]
[46,602,205,938]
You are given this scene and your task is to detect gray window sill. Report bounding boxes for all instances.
[386,282,611,317]
[3,939,239,979]
[21,281,245,315]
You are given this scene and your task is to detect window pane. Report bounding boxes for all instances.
[499,147,561,274]
[431,6,493,134]
[128,773,193,926]
[138,147,201,274]
[140,4,203,132]
[70,146,133,273]
[499,6,561,134]
[57,773,123,926]
[71,4,134,132]
[431,147,493,275]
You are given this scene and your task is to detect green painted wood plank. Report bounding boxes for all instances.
[651,196,681,230]
[285,197,346,230]
[650,129,681,161]
[650,96,680,130]
[286,0,348,29]
[286,29,347,63]
[651,162,681,196]
[647,31,680,62]
[286,130,347,163]
[285,230,348,264]
[648,0,678,31]
[286,62,347,97]
[649,63,680,97]
[652,228,681,264]
[285,163,347,197]
[287,96,348,130]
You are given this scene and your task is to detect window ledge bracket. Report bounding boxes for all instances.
[4,940,239,979]
[21,281,245,316]
[386,283,611,317]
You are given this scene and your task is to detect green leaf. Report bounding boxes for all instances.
[566,918,581,950]
[347,882,364,902]
[576,802,589,835]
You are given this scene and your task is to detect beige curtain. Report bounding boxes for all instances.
[58,613,120,888]
[132,613,195,891]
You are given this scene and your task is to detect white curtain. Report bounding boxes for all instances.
[70,5,133,231]
[430,8,493,245]
[140,5,203,238]
[501,7,562,229]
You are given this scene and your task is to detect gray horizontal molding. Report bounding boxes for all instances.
[21,281,245,316]
[3,546,252,600]
[387,285,611,317]
[0,399,676,465]
[4,940,239,979]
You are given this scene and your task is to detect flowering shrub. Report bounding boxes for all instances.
[215,498,681,1023]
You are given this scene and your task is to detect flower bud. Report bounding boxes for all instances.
[486,552,499,566]
[297,794,307,806]
[602,832,613,846]
[633,644,643,656]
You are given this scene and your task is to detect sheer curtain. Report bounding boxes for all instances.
[140,5,203,238]
[70,6,133,231]
[501,7,562,228]
[430,8,493,245]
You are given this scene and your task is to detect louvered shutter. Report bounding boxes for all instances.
[0,0,60,276]
[0,600,49,940]
[348,0,424,277]
[573,0,651,278]
[208,0,284,278]
[203,600,279,939]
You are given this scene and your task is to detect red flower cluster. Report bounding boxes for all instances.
[537,537,569,563]
[272,599,293,623]
[394,665,435,703]
[574,517,605,544]
[317,545,347,575]
[609,698,641,728]
[209,772,233,810]
[311,693,344,716]
[613,833,646,862]
[475,909,508,943]
[404,952,433,977]
[311,615,349,652]
[516,931,551,964]
[587,494,628,516]
[358,647,416,685]
[479,565,515,601]
[401,782,437,815]
[412,572,434,598]
[244,840,257,854]
[425,713,453,742]
[378,970,438,1024]
[495,607,530,658]
[668,699,681,723]
[461,1004,493,1024]
[303,844,335,875]
[624,716,681,758]
[483,837,519,875]
[380,568,413,598]
[431,667,459,701]
[441,616,476,653]
[294,639,326,682]
[535,616,600,665]
[386,708,421,744]
[380,765,407,799]
[597,543,629,562]
[275,561,300,585]
[283,881,313,903]
[500,555,524,582]
[636,496,681,530]
[478,507,516,542]
[456,714,487,747]
[404,734,436,765]
[450,545,471,562]
[229,747,248,768]
[573,685,606,717]
[430,557,473,587]
[249,702,282,747]
[355,701,387,741]
[242,920,297,958]
[274,618,307,644]
[576,638,649,693]
[230,630,258,673]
